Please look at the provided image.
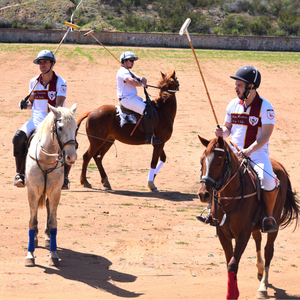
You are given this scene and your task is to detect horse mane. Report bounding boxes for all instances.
[37,107,73,140]
[206,137,240,169]
[155,71,176,104]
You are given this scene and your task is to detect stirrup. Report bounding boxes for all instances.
[262,216,278,233]
[14,173,25,188]
[196,207,215,226]
[146,136,161,145]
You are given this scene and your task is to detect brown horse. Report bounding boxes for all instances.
[198,135,299,299]
[76,71,179,191]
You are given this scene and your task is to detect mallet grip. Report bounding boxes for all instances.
[64,22,80,30]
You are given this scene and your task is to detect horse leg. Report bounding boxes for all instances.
[46,191,61,267]
[256,231,278,299]
[148,144,164,192]
[252,230,264,281]
[94,141,114,190]
[44,197,50,248]
[226,232,251,300]
[154,149,166,179]
[25,191,39,267]
[80,145,100,188]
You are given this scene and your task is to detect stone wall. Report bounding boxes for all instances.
[0,28,299,51]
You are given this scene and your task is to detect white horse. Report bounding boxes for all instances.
[25,104,78,267]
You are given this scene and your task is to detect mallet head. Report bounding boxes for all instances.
[64,22,80,30]
[179,18,191,35]
[84,30,95,37]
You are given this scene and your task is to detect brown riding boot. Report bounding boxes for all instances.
[14,156,25,187]
[62,164,71,190]
[262,188,279,233]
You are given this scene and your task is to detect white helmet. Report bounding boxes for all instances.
[120,51,138,63]
[33,50,56,64]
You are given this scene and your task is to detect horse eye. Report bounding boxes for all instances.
[58,127,63,131]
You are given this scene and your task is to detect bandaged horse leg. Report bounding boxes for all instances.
[148,168,159,192]
[154,161,164,178]
[262,187,279,233]
[227,271,239,300]
[49,228,59,266]
[25,229,36,267]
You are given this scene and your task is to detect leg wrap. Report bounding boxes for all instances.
[227,271,239,300]
[27,229,36,252]
[12,130,27,157]
[49,228,57,252]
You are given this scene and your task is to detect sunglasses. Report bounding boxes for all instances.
[127,59,135,63]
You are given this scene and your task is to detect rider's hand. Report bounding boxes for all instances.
[19,98,29,110]
[215,126,223,137]
[140,77,147,87]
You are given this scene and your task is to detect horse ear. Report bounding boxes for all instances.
[70,103,77,115]
[48,104,60,118]
[171,70,176,78]
[161,71,166,78]
[198,135,209,147]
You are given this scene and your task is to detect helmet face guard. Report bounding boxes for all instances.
[230,65,261,89]
[120,51,138,63]
[33,50,56,65]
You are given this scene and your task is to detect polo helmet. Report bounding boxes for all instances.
[120,51,138,63]
[33,50,56,64]
[230,65,261,89]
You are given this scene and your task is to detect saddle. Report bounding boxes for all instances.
[116,102,159,132]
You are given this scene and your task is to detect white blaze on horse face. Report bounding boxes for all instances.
[204,152,215,178]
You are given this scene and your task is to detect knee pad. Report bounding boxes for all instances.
[12,130,28,157]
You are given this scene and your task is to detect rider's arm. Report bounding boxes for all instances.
[125,76,145,87]
[215,121,232,138]
[55,96,66,107]
[242,123,274,157]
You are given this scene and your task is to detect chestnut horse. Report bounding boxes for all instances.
[76,71,179,191]
[198,135,299,299]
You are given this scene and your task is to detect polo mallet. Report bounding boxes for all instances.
[179,18,220,128]
[20,21,80,109]
[84,30,121,65]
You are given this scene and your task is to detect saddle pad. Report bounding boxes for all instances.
[115,105,137,127]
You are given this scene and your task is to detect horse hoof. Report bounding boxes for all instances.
[83,181,92,188]
[257,273,263,281]
[49,257,59,267]
[102,177,112,190]
[256,290,268,299]
[25,258,35,267]
[45,239,50,248]
[148,181,159,192]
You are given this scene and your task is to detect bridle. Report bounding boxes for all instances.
[200,146,257,232]
[29,117,78,193]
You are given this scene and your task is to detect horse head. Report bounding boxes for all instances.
[48,103,78,165]
[158,71,179,96]
[198,135,234,203]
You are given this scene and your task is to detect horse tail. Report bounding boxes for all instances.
[279,164,300,231]
[77,111,91,130]
[38,193,46,209]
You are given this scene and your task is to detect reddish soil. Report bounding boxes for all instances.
[1,44,300,300]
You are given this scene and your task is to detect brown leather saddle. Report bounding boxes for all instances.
[119,103,159,132]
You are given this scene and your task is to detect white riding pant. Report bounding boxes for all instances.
[249,150,277,191]
[20,118,38,138]
[120,95,146,115]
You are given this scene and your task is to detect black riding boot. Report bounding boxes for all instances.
[62,164,71,190]
[142,116,161,145]
[14,156,25,187]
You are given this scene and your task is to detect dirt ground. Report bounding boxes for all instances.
[1,44,300,300]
